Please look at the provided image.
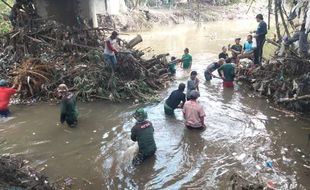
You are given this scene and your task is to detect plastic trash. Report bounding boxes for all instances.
[266,161,273,168]
[266,181,276,189]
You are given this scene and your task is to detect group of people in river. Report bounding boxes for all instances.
[0,14,268,165]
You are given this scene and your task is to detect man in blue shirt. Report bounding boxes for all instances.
[254,14,267,65]
[236,35,255,65]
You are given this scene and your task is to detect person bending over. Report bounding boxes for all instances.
[164,83,186,115]
[131,108,157,165]
[0,79,21,117]
[204,58,225,81]
[183,90,206,130]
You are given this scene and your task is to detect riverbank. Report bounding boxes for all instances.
[97,1,268,32]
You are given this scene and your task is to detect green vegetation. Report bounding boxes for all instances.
[0,0,13,35]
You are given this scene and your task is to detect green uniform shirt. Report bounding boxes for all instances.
[131,121,156,156]
[182,54,192,69]
[60,93,78,124]
[218,63,235,82]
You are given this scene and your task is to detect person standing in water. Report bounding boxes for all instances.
[180,48,192,70]
[131,108,157,165]
[218,59,235,88]
[57,84,78,128]
[204,58,225,81]
[164,83,186,116]
[0,79,21,117]
[186,71,199,100]
[183,90,206,130]
[254,14,267,65]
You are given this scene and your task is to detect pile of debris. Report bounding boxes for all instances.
[239,56,310,112]
[0,154,54,190]
[0,5,170,102]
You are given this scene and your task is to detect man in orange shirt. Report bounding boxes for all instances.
[0,80,20,117]
[182,90,206,130]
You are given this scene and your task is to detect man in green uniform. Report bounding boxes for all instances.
[181,48,192,70]
[218,59,235,88]
[131,108,156,165]
[57,84,78,128]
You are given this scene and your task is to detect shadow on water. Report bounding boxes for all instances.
[1,20,310,189]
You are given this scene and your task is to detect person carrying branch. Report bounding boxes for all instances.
[104,31,119,68]
[131,108,156,165]
[204,58,225,81]
[57,84,78,128]
[0,79,21,117]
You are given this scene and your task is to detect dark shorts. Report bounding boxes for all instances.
[204,72,212,81]
[132,151,156,166]
[186,125,205,130]
[164,103,174,115]
[0,109,10,118]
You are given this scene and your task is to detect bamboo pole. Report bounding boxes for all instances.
[268,0,271,30]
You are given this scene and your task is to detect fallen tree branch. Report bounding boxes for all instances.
[277,94,310,103]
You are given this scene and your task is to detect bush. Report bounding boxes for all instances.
[0,0,14,35]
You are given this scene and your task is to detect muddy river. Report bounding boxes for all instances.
[1,20,310,189]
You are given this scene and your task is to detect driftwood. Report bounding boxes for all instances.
[126,34,143,49]
[277,94,310,103]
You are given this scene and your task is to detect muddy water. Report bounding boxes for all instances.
[1,20,310,190]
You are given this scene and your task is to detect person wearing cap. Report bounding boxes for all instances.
[186,71,199,100]
[57,84,78,128]
[218,58,235,88]
[131,108,156,165]
[254,14,267,64]
[182,90,206,130]
[204,58,225,81]
[104,31,119,68]
[164,83,186,115]
[228,38,243,63]
[0,79,21,117]
[218,46,229,60]
[180,48,192,70]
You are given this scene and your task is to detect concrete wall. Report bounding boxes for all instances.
[33,0,126,27]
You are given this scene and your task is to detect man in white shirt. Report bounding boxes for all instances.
[104,31,119,67]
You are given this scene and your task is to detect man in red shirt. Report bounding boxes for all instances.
[0,80,20,117]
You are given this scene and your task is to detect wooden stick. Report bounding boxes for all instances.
[277,94,310,103]
[0,0,13,9]
[278,0,291,38]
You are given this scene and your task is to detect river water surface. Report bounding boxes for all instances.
[1,20,310,190]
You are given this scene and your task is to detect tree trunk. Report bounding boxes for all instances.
[278,0,291,38]
[275,0,282,41]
